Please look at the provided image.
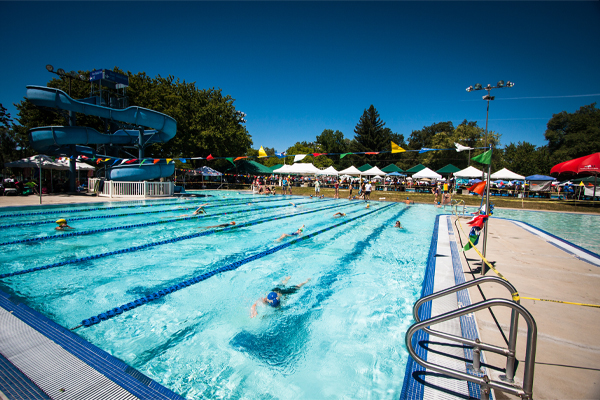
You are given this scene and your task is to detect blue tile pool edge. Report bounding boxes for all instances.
[0,289,184,400]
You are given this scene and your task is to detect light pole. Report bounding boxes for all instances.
[465,80,515,275]
[46,65,87,193]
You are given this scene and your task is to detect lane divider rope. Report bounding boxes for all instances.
[72,202,398,329]
[1,202,348,279]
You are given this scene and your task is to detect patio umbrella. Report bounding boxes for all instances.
[5,154,65,204]
[551,152,600,199]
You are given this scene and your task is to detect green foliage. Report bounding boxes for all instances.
[544,103,600,164]
[501,142,551,177]
[0,104,27,167]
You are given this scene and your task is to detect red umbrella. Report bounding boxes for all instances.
[551,152,600,199]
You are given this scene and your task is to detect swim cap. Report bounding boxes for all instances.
[56,219,67,225]
[267,291,280,307]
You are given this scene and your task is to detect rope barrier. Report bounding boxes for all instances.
[1,201,348,279]
[454,215,600,309]
[0,196,298,229]
[72,202,397,329]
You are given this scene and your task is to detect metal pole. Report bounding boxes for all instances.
[39,161,42,205]
[481,94,491,275]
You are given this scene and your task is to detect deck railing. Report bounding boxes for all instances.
[88,178,174,198]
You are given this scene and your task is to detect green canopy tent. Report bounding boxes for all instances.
[357,163,373,172]
[223,160,273,176]
[381,164,404,173]
[405,164,426,175]
[436,164,461,175]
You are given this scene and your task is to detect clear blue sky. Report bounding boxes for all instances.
[1,1,599,155]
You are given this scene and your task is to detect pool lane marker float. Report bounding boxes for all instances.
[0,202,348,279]
[0,198,333,246]
[0,193,271,219]
[0,196,306,229]
[72,202,397,329]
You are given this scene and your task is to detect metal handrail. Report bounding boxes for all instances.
[413,276,521,382]
[406,297,537,400]
[451,199,466,216]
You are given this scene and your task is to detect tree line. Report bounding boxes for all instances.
[1,67,599,177]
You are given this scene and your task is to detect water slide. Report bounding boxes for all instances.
[27,85,177,181]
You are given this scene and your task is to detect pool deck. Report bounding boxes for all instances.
[1,194,599,399]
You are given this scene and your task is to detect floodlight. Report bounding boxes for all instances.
[486,84,492,89]
[79,74,85,80]
[506,81,514,88]
[57,68,65,75]
[46,64,54,72]
[466,86,474,92]
[474,83,482,90]
[497,80,504,87]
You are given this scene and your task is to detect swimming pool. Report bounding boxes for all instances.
[0,192,443,399]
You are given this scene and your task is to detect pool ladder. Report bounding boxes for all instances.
[405,276,538,400]
[450,199,466,216]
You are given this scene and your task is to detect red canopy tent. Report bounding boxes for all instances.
[551,152,600,199]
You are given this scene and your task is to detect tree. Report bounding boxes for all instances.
[407,121,455,150]
[0,104,26,166]
[544,103,600,164]
[315,129,347,169]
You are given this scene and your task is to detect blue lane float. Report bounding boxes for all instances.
[0,196,302,229]
[76,202,397,328]
[0,198,331,246]
[0,201,346,279]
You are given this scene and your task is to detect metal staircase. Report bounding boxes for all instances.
[405,276,538,399]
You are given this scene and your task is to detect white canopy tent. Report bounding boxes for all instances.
[273,163,320,175]
[454,166,486,178]
[338,166,362,175]
[317,166,339,176]
[360,166,386,176]
[55,159,96,171]
[412,167,442,180]
[490,168,525,181]
[271,164,293,174]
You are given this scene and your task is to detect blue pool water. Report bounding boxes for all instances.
[0,192,442,399]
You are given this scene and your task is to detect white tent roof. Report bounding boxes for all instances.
[273,163,321,175]
[412,167,442,179]
[55,159,96,171]
[338,166,362,175]
[454,166,485,178]
[317,166,339,176]
[360,166,386,176]
[272,164,293,174]
[490,168,525,180]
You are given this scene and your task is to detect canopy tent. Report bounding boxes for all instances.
[436,164,461,175]
[317,166,339,176]
[271,164,293,174]
[454,166,485,178]
[490,168,525,181]
[412,167,442,180]
[186,166,222,176]
[381,164,404,173]
[551,152,600,199]
[268,164,284,172]
[223,160,272,175]
[360,166,386,176]
[386,171,405,177]
[55,159,96,171]
[525,174,555,181]
[405,164,426,174]
[273,163,321,175]
[338,166,362,175]
[357,164,373,172]
[5,154,66,170]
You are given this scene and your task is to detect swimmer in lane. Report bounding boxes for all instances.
[200,221,236,229]
[277,224,305,241]
[173,203,209,217]
[55,219,74,231]
[394,221,403,229]
[333,212,346,218]
[250,276,311,318]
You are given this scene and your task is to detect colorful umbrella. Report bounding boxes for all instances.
[551,152,600,199]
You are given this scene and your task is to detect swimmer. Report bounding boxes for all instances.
[394,221,403,229]
[250,276,311,318]
[200,221,236,229]
[173,203,209,217]
[289,202,300,208]
[404,197,414,205]
[366,204,370,209]
[333,212,346,218]
[277,224,305,241]
[55,219,74,231]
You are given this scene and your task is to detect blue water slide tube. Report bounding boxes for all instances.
[26,86,177,181]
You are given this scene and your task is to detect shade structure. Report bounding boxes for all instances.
[271,164,293,174]
[360,166,386,176]
[317,166,339,176]
[338,166,362,175]
[551,152,600,175]
[273,163,320,175]
[55,159,96,171]
[386,171,405,177]
[5,154,66,170]
[525,174,555,181]
[357,163,373,172]
[268,164,284,172]
[454,166,485,178]
[436,164,461,175]
[223,160,273,175]
[187,166,222,176]
[490,168,525,181]
[381,164,404,173]
[405,164,426,174]
[412,167,442,180]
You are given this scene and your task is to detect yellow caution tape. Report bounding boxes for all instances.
[454,216,600,308]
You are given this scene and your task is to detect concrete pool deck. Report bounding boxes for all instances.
[1,193,599,399]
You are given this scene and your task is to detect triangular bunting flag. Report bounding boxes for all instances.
[275,152,286,159]
[419,148,436,154]
[234,156,247,162]
[226,157,235,166]
[472,149,492,165]
[166,158,173,164]
[313,153,324,157]
[125,159,138,164]
[153,159,160,164]
[258,146,268,158]
[365,152,379,155]
[455,143,473,152]
[340,153,352,159]
[391,141,406,153]
[140,159,147,165]
[467,181,487,196]
[294,154,307,162]
[180,158,187,163]
[206,154,214,161]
